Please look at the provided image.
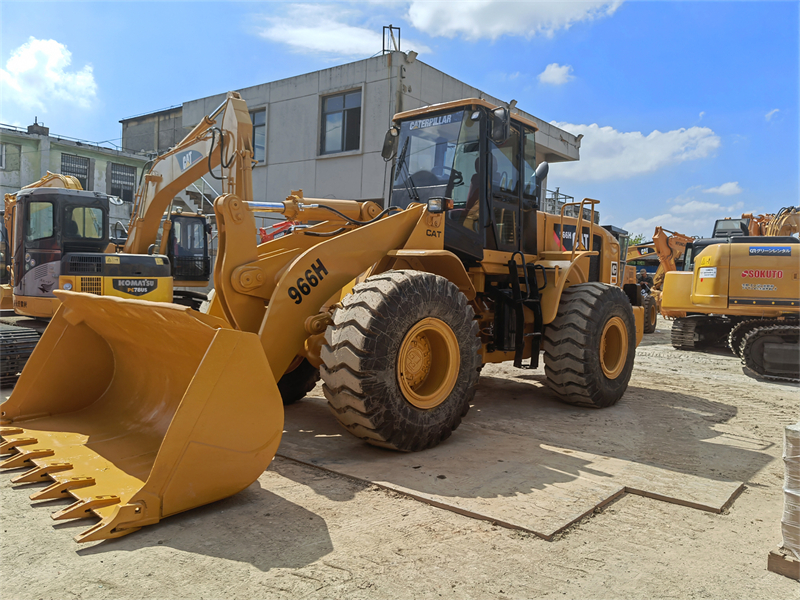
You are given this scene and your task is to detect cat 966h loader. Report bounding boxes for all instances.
[1,98,643,543]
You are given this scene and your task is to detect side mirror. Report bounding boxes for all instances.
[534,161,549,207]
[381,127,399,160]
[490,107,510,144]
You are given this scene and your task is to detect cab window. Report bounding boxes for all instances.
[25,202,54,241]
[65,206,103,239]
[521,129,537,200]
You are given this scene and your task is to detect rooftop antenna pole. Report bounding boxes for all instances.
[382,25,400,54]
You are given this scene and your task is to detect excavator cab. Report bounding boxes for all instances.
[11,188,109,317]
[166,212,211,284]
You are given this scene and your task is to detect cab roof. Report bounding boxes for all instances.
[393,98,539,132]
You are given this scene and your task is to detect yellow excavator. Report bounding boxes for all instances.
[662,237,799,381]
[5,93,252,319]
[0,97,644,543]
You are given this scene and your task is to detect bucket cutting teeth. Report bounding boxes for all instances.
[11,461,73,484]
[0,427,24,437]
[0,448,54,469]
[0,436,38,455]
[51,495,120,521]
[30,476,96,501]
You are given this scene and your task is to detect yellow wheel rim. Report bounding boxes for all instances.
[600,316,628,380]
[397,317,460,409]
[649,303,658,327]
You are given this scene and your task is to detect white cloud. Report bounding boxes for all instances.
[622,195,744,237]
[703,181,742,196]
[256,4,431,57]
[538,63,574,85]
[765,108,779,121]
[407,1,622,40]
[0,37,96,113]
[698,111,705,120]
[549,122,721,181]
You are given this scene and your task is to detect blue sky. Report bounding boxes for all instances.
[1,1,797,238]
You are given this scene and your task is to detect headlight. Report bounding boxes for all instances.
[25,253,31,262]
[63,282,73,290]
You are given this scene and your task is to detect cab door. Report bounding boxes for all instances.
[15,198,60,298]
[488,125,522,253]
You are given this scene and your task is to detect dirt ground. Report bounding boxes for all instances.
[1,316,798,599]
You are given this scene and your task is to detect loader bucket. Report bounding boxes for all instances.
[0,290,283,543]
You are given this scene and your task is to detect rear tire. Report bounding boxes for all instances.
[320,270,481,452]
[643,294,657,334]
[543,283,636,408]
[278,357,320,405]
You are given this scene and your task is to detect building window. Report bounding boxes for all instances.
[251,111,266,163]
[320,90,361,155]
[110,163,137,203]
[0,144,5,170]
[61,154,89,189]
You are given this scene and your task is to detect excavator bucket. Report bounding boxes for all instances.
[0,290,283,543]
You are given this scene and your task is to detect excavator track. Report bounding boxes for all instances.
[741,323,800,383]
[728,318,773,359]
[0,325,41,388]
[671,317,699,349]
[671,316,734,351]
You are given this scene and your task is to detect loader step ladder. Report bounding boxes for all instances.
[505,252,546,370]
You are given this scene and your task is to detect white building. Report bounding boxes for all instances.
[121,51,582,215]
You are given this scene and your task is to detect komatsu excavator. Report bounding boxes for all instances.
[1,97,644,543]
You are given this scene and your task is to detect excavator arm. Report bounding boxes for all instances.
[123,92,254,255]
[651,227,693,290]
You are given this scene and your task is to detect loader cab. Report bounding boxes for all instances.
[387,101,545,264]
[12,188,108,315]
[167,212,211,283]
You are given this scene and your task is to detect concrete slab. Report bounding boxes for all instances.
[278,369,747,540]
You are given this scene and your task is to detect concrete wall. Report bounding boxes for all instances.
[180,54,402,208]
[0,133,41,197]
[121,107,185,155]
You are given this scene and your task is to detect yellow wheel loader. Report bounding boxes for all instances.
[661,237,799,381]
[1,98,644,542]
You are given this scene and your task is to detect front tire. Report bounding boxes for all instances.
[543,283,636,408]
[320,270,481,452]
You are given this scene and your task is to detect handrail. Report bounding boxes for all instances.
[559,198,600,262]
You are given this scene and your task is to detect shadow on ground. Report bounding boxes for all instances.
[74,480,333,571]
